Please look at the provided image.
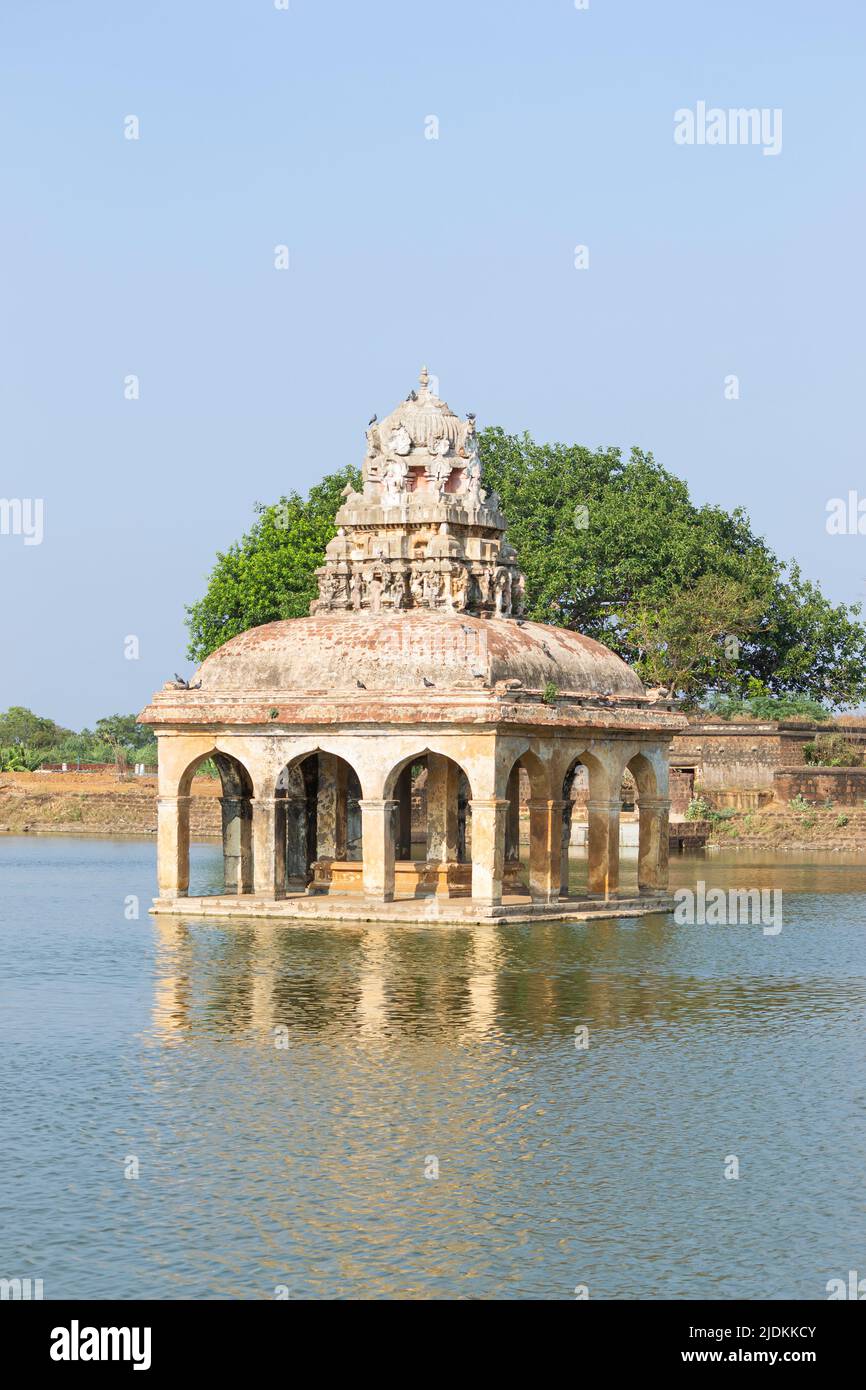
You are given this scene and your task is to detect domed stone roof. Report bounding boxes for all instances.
[193,610,644,698]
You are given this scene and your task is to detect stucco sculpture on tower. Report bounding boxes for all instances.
[312,367,524,620]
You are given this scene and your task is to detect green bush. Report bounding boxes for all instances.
[707,680,830,723]
[803,733,864,767]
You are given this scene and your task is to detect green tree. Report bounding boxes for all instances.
[185,467,360,661]
[620,575,764,704]
[182,430,866,708]
[95,714,150,775]
[480,429,778,635]
[481,428,866,707]
[94,714,156,752]
[0,706,71,748]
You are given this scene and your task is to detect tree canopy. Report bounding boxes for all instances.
[186,468,360,662]
[0,705,72,748]
[183,428,866,709]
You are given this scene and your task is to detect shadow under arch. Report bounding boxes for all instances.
[624,748,668,893]
[559,748,612,900]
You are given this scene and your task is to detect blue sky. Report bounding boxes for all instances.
[1,0,864,727]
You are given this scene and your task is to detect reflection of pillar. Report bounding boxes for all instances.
[220,796,252,893]
[252,797,286,897]
[638,796,670,890]
[358,929,388,1036]
[157,795,189,896]
[469,798,509,905]
[560,796,573,897]
[359,799,398,900]
[528,799,564,903]
[395,765,413,860]
[426,754,459,862]
[317,754,348,860]
[465,927,497,1038]
[505,764,521,861]
[284,797,308,883]
[152,919,192,1035]
[249,936,274,1035]
[587,798,620,895]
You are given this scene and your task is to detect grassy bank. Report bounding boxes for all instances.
[705,804,866,852]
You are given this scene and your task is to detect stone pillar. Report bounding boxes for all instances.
[220,796,254,894]
[426,754,459,863]
[504,764,521,861]
[157,795,190,897]
[527,799,564,904]
[560,796,574,898]
[587,797,621,896]
[395,765,413,860]
[638,796,670,891]
[239,799,253,892]
[317,753,348,860]
[359,799,398,901]
[252,797,286,898]
[469,798,509,905]
[284,796,309,884]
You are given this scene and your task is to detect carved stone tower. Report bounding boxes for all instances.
[312,366,526,618]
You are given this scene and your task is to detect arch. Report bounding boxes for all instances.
[160,747,255,898]
[267,741,370,801]
[626,747,669,893]
[493,746,550,898]
[558,746,610,801]
[379,746,474,898]
[626,748,663,801]
[177,746,254,798]
[382,745,474,802]
[273,747,364,894]
[496,743,550,801]
[558,746,622,900]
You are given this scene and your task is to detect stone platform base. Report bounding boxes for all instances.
[308,858,528,898]
[150,891,675,926]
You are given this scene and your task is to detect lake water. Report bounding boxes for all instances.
[1,835,864,1300]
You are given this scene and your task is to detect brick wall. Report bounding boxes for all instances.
[671,720,866,790]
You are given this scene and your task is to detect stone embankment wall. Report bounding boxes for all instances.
[773,766,866,806]
[0,772,222,837]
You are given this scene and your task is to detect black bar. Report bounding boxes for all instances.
[6,1298,863,1374]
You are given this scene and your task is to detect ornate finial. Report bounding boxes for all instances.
[419,364,429,391]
